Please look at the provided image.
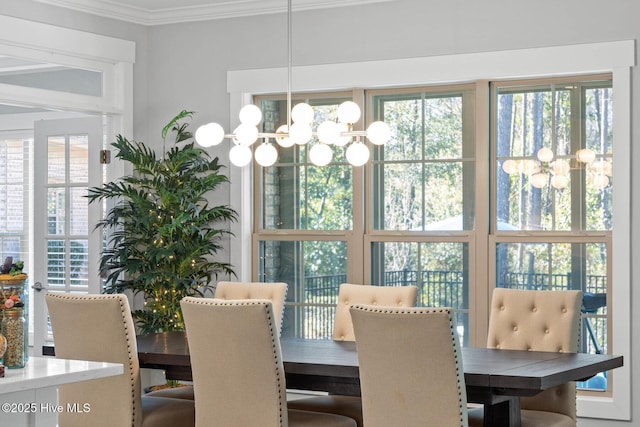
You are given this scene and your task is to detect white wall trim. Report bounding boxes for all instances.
[0,15,135,63]
[228,40,635,93]
[228,40,634,420]
[574,65,632,421]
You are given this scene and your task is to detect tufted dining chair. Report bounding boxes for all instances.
[214,281,288,335]
[288,283,418,426]
[45,292,195,427]
[147,281,288,401]
[468,288,583,427]
[350,304,468,427]
[180,297,357,427]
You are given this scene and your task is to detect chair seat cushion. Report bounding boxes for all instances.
[288,409,357,426]
[288,395,362,426]
[141,395,195,427]
[468,406,575,427]
[521,409,575,427]
[146,385,195,400]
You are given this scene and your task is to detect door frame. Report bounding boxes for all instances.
[0,15,135,354]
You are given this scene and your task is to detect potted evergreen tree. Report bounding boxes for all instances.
[88,110,237,333]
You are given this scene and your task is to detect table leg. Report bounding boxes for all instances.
[483,397,521,427]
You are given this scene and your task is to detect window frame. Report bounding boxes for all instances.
[228,41,633,421]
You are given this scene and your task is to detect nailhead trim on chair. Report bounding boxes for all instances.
[351,305,466,426]
[183,298,287,426]
[214,282,288,336]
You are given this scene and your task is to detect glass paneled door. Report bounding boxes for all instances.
[32,117,103,355]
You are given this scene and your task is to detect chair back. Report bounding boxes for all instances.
[46,293,142,427]
[333,283,417,341]
[350,305,468,427]
[214,281,287,335]
[487,288,582,420]
[181,297,288,427]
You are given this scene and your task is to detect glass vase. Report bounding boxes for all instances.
[0,277,28,368]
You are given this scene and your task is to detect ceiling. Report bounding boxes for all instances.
[35,0,393,25]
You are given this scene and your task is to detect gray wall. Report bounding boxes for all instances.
[3,1,637,425]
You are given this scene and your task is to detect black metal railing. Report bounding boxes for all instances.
[288,270,606,355]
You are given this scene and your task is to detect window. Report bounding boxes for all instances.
[368,86,475,346]
[236,41,632,420]
[259,78,612,368]
[256,93,355,339]
[492,78,613,391]
[0,135,32,337]
[0,137,29,266]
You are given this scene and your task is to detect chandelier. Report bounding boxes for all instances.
[501,147,612,190]
[193,0,391,168]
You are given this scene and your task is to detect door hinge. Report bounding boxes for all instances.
[100,149,111,164]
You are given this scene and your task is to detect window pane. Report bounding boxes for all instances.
[47,136,66,184]
[259,98,353,231]
[69,240,89,289]
[372,90,475,231]
[47,188,65,235]
[495,82,612,231]
[0,57,103,96]
[371,241,469,346]
[69,188,88,235]
[69,134,89,183]
[47,240,66,287]
[259,239,347,340]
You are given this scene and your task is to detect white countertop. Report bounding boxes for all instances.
[0,357,123,394]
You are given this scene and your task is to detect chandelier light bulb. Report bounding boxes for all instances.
[501,159,518,174]
[334,122,352,147]
[291,102,315,124]
[337,101,361,124]
[238,104,263,126]
[576,148,596,164]
[346,142,370,167]
[275,125,294,148]
[195,122,225,147]
[229,144,253,167]
[289,122,313,145]
[309,143,333,166]
[551,174,570,189]
[317,121,340,144]
[530,172,548,188]
[254,142,278,167]
[234,124,259,145]
[366,121,392,145]
[536,147,554,163]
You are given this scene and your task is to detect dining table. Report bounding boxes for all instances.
[137,331,623,427]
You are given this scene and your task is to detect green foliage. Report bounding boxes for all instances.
[88,110,237,333]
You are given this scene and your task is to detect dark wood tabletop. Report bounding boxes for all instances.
[137,332,623,427]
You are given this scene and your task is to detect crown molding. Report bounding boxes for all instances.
[35,0,394,25]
